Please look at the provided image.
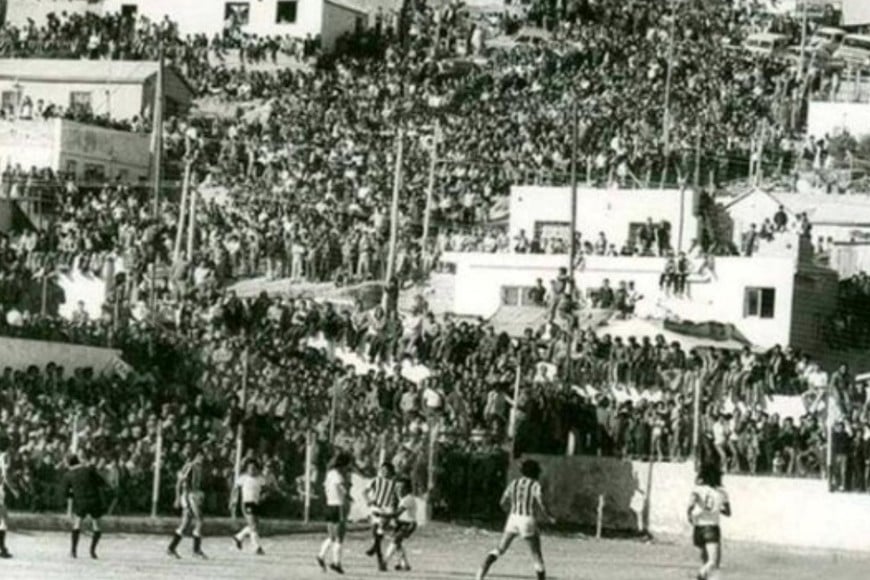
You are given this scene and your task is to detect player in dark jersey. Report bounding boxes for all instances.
[364,462,399,572]
[0,435,16,559]
[476,459,555,580]
[63,451,109,559]
[168,448,207,558]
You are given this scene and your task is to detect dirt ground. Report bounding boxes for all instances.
[1,523,869,579]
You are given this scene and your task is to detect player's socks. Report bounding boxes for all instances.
[0,530,10,559]
[316,556,327,572]
[329,563,345,574]
[193,535,203,554]
[90,531,101,559]
[70,530,81,558]
[478,551,499,580]
[318,539,332,560]
[168,533,182,555]
[536,571,546,580]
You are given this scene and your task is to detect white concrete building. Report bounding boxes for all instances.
[0,0,371,53]
[0,59,195,121]
[0,118,151,183]
[509,185,700,254]
[443,186,839,352]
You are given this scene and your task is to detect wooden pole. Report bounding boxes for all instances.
[568,103,579,274]
[151,420,163,518]
[384,129,404,284]
[151,42,165,219]
[329,377,339,444]
[67,411,80,518]
[172,159,190,264]
[421,120,439,254]
[149,42,165,318]
[186,172,197,259]
[40,270,48,316]
[304,430,312,524]
[596,494,605,539]
[662,4,676,160]
[692,373,702,470]
[508,361,522,439]
[234,347,249,484]
[826,383,834,489]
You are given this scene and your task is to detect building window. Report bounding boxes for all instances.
[501,286,537,307]
[1,91,19,114]
[744,287,775,319]
[84,164,105,183]
[276,1,298,24]
[65,160,78,178]
[69,91,92,113]
[225,2,250,26]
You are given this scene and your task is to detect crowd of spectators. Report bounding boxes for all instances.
[1,0,869,515]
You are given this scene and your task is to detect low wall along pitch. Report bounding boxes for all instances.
[516,455,870,552]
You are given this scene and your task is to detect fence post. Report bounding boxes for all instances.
[692,373,702,470]
[151,421,163,518]
[233,348,249,519]
[424,424,438,526]
[67,411,80,518]
[304,430,312,524]
[596,494,605,539]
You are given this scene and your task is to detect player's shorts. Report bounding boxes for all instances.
[393,521,417,542]
[325,505,345,524]
[243,502,260,518]
[183,491,205,515]
[693,525,721,548]
[73,500,105,520]
[504,514,539,539]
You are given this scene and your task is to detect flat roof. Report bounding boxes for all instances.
[0,59,194,95]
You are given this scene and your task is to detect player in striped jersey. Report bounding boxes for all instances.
[364,462,399,572]
[476,459,555,580]
[0,436,16,559]
[687,462,731,580]
[168,448,207,558]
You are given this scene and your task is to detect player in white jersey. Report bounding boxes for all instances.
[0,437,16,559]
[230,459,268,555]
[317,452,351,575]
[476,459,555,580]
[383,478,416,571]
[687,463,731,580]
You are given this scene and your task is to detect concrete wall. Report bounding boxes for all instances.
[59,118,150,182]
[102,0,331,40]
[0,118,56,170]
[509,186,699,253]
[0,77,145,121]
[0,118,149,182]
[445,252,796,348]
[518,454,870,552]
[789,264,840,355]
[807,101,870,140]
[321,0,365,51]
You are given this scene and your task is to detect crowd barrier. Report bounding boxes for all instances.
[514,454,870,552]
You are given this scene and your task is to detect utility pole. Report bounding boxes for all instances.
[568,103,579,274]
[421,120,440,260]
[186,160,197,259]
[799,0,809,82]
[662,1,677,164]
[149,42,165,317]
[384,129,404,284]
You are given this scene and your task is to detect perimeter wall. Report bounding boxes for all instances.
[513,455,870,552]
